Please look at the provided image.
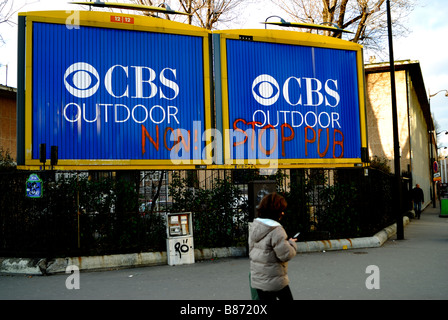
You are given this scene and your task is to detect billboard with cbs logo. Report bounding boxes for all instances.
[213,30,368,168]
[17,10,212,169]
[17,11,368,170]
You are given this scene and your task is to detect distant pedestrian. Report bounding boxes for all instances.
[411,184,424,219]
[248,192,297,300]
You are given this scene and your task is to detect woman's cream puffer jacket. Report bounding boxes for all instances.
[249,218,297,292]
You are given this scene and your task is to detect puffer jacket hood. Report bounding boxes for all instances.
[249,218,281,243]
[249,218,297,292]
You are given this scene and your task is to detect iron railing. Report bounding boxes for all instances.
[0,168,410,258]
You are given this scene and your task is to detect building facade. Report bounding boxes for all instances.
[365,60,435,208]
[0,85,17,161]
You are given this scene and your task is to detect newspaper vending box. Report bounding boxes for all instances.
[166,212,194,266]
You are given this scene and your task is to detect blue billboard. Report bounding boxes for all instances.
[29,15,210,166]
[217,31,366,167]
[19,12,367,169]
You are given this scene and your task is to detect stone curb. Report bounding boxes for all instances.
[296,216,410,253]
[0,217,409,275]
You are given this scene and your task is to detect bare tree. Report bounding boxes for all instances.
[178,0,245,30]
[0,0,16,26]
[132,0,247,30]
[0,0,26,45]
[270,0,415,52]
[131,0,175,19]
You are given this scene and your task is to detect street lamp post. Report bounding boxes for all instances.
[387,0,404,240]
[262,16,353,34]
[430,90,448,100]
[429,90,448,208]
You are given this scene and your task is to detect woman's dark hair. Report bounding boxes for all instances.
[256,192,287,221]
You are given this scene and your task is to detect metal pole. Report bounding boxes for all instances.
[77,172,81,249]
[387,0,404,240]
[430,129,436,208]
[429,91,441,208]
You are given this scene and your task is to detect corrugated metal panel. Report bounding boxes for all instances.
[225,39,361,161]
[32,22,205,161]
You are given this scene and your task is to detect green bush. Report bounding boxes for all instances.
[169,173,248,248]
[0,148,16,171]
[317,183,361,238]
[1,168,401,257]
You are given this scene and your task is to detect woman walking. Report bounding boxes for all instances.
[249,192,297,300]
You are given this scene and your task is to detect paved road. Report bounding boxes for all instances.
[1,205,447,300]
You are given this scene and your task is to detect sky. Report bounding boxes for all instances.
[1,0,448,152]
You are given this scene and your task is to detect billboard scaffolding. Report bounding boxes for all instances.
[17,10,212,170]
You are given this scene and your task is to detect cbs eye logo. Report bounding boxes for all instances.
[251,74,280,106]
[64,62,100,98]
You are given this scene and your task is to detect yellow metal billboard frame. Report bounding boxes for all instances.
[18,10,213,170]
[213,29,368,169]
[17,11,368,171]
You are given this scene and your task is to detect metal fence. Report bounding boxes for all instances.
[0,168,410,258]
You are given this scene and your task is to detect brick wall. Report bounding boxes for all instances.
[0,92,17,161]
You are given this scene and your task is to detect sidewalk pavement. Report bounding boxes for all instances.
[0,208,409,275]
[1,204,447,300]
